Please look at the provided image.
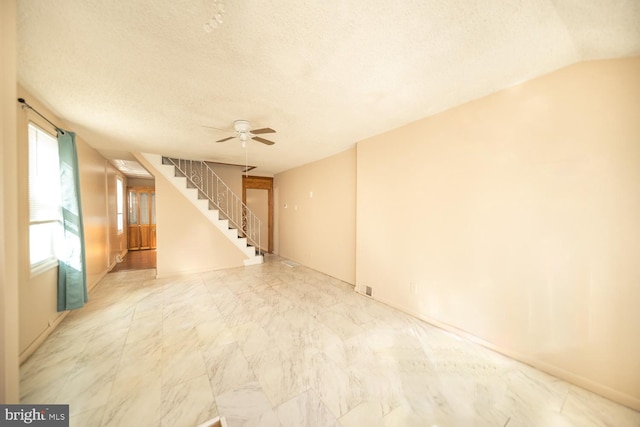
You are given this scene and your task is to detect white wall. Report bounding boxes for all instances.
[356,58,640,409]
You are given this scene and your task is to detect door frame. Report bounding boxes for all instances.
[242,176,273,253]
[127,186,156,250]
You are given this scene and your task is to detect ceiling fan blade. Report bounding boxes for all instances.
[252,136,275,145]
[216,136,236,142]
[202,125,234,132]
[250,127,276,135]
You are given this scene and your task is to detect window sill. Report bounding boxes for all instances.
[30,258,59,278]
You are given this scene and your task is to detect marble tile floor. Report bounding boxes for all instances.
[20,255,640,427]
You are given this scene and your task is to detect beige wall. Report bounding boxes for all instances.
[127,177,154,187]
[107,169,127,262]
[275,147,356,284]
[16,87,123,358]
[206,163,243,196]
[206,162,272,253]
[356,58,640,409]
[1,0,20,403]
[246,188,269,252]
[77,138,111,286]
[136,155,247,277]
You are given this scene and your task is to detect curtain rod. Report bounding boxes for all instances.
[17,98,66,135]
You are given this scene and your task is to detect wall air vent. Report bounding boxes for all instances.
[365,286,372,297]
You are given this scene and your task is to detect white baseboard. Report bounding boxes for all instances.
[19,311,68,364]
[20,267,110,364]
[363,291,640,412]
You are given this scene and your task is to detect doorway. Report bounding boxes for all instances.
[242,176,273,253]
[127,186,157,250]
[111,249,156,272]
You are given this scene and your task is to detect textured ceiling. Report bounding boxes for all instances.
[17,0,640,175]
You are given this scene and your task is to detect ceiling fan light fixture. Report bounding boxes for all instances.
[203,0,226,32]
[203,21,215,32]
[234,120,251,133]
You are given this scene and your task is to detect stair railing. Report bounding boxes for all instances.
[163,157,261,254]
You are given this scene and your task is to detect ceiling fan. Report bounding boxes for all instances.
[214,120,276,147]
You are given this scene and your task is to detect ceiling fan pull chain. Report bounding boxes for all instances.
[245,145,249,177]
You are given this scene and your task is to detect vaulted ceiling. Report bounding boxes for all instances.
[17,1,640,175]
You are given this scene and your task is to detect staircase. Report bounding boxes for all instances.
[141,153,263,266]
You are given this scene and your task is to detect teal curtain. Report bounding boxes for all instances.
[57,130,88,311]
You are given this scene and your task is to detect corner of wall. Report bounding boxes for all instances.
[1,0,20,403]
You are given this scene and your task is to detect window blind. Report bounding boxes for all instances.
[29,123,61,224]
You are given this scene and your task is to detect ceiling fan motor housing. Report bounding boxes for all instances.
[234,120,251,134]
[215,120,276,145]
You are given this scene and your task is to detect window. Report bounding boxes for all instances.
[116,177,124,233]
[28,123,62,273]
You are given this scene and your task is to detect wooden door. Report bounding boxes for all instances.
[139,191,151,249]
[128,189,140,249]
[150,192,157,248]
[128,187,156,250]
